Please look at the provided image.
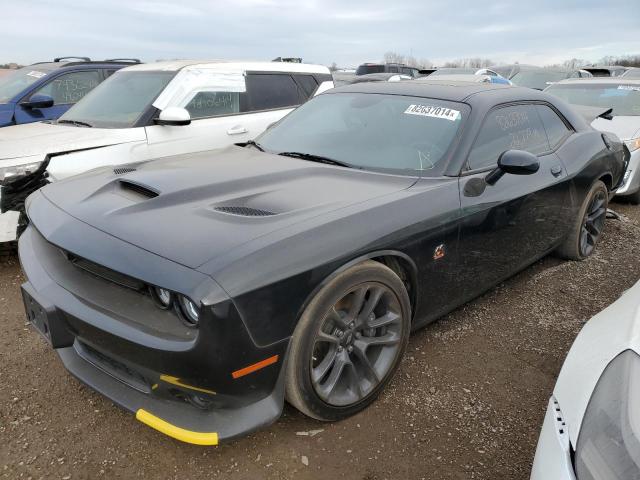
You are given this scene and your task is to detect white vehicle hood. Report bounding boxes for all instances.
[554,279,640,446]
[0,122,146,162]
[591,116,640,140]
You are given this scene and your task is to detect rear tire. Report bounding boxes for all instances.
[285,260,411,421]
[556,180,608,260]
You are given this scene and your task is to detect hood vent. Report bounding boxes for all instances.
[214,206,276,217]
[113,166,137,175]
[119,180,159,199]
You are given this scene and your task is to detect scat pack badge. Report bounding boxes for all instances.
[433,244,446,260]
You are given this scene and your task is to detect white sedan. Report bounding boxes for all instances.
[531,278,640,479]
[0,60,333,242]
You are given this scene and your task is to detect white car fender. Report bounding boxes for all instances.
[553,282,640,445]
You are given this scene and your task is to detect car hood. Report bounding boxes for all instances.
[39,146,416,268]
[0,121,146,161]
[591,116,640,140]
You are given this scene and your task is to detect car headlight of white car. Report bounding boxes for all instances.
[0,160,43,183]
[625,138,640,153]
[574,349,640,479]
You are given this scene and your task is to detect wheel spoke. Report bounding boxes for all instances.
[358,287,384,323]
[312,346,338,383]
[347,287,367,320]
[587,207,606,224]
[367,311,400,329]
[352,342,380,383]
[355,332,400,349]
[326,307,348,328]
[316,331,339,344]
[317,350,350,400]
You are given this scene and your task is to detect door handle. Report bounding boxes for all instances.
[551,164,563,177]
[227,125,248,135]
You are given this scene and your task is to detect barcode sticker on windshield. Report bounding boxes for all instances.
[618,85,640,92]
[26,71,47,79]
[404,104,460,121]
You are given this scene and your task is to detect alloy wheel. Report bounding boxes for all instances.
[310,282,404,407]
[580,189,607,257]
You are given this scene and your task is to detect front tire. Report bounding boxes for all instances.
[556,180,608,260]
[285,260,411,421]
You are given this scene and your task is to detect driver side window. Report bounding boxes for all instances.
[467,104,549,171]
[33,70,101,105]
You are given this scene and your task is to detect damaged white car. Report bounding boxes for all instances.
[0,60,333,242]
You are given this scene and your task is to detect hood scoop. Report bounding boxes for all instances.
[213,205,276,217]
[118,180,159,199]
[113,166,137,175]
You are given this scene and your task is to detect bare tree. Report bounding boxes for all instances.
[383,51,406,64]
[563,58,588,69]
[329,62,338,72]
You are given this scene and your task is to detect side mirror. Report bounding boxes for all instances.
[154,107,191,126]
[485,150,540,185]
[21,94,54,110]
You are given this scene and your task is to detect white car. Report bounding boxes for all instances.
[545,78,640,202]
[0,60,333,242]
[531,278,640,479]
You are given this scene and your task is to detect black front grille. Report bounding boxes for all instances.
[214,206,276,217]
[75,341,151,393]
[65,252,145,291]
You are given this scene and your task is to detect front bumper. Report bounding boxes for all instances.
[18,224,288,444]
[530,397,576,480]
[614,148,640,196]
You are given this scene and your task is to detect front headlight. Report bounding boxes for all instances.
[178,295,200,325]
[575,350,640,479]
[0,161,43,183]
[625,138,640,153]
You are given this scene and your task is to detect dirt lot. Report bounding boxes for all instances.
[2,200,640,480]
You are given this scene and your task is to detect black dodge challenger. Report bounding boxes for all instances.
[19,80,626,445]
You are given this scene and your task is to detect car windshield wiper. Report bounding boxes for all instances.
[278,151,354,168]
[241,140,264,151]
[58,119,93,128]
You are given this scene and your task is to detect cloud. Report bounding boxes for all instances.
[1,0,639,67]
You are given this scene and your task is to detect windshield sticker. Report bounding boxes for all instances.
[618,85,640,92]
[404,104,460,121]
[26,71,47,79]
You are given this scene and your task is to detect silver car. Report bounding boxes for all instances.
[545,78,640,202]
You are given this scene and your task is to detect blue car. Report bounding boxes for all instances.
[0,57,140,127]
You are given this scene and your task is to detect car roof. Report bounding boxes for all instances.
[121,60,330,74]
[327,79,517,102]
[551,78,640,86]
[30,59,141,70]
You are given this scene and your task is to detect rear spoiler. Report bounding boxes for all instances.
[571,105,614,123]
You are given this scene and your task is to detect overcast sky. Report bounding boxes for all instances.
[3,0,639,67]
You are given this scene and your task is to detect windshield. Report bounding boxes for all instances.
[257,92,467,174]
[511,70,569,90]
[624,69,640,79]
[59,70,175,128]
[356,65,385,75]
[545,83,640,116]
[0,66,54,103]
[431,68,476,76]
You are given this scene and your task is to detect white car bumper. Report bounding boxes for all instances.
[530,397,576,480]
[615,148,640,196]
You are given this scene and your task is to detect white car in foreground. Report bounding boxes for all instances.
[0,60,333,242]
[531,278,640,479]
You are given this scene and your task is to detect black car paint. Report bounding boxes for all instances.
[19,82,625,442]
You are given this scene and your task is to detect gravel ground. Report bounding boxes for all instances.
[1,201,640,480]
